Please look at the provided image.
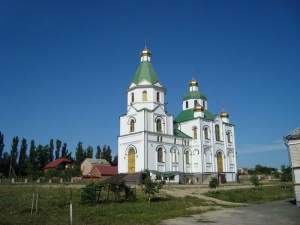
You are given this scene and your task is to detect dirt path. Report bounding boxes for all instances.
[161,184,253,206]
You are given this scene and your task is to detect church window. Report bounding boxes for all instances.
[215,125,221,141]
[203,100,205,108]
[160,136,163,142]
[172,149,178,163]
[174,138,176,144]
[185,101,188,109]
[227,131,232,143]
[185,151,190,164]
[193,127,197,139]
[157,119,162,132]
[142,91,147,101]
[131,93,134,103]
[157,147,164,163]
[157,92,160,102]
[130,119,135,132]
[204,127,210,140]
[157,136,160,142]
[194,100,197,106]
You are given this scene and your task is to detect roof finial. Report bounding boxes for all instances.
[144,38,148,49]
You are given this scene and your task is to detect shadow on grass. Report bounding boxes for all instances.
[150,196,173,202]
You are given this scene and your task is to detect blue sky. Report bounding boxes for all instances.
[0,0,299,169]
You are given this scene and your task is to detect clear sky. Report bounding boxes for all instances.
[1,0,299,169]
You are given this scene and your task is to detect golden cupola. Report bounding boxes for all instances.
[220,109,229,118]
[189,77,199,87]
[140,47,152,62]
[193,103,204,112]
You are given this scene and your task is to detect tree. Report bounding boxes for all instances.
[250,175,261,189]
[112,154,118,166]
[27,140,36,174]
[1,152,11,177]
[35,145,47,170]
[61,142,69,158]
[48,139,54,162]
[75,142,85,166]
[139,169,164,202]
[55,139,62,159]
[0,132,4,168]
[86,146,93,158]
[10,136,19,172]
[280,165,292,188]
[209,177,219,194]
[95,145,101,159]
[101,145,112,164]
[18,138,28,176]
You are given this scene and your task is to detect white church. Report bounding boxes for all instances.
[118,47,237,184]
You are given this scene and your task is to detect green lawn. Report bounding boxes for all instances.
[0,185,218,225]
[0,184,295,225]
[204,184,294,204]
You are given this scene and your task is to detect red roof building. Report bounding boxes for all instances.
[44,158,73,171]
[88,165,118,178]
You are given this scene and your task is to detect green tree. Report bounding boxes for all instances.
[27,140,36,174]
[139,169,164,202]
[75,142,85,166]
[48,139,54,162]
[0,132,5,169]
[55,139,62,159]
[101,145,112,164]
[280,165,292,188]
[86,146,93,158]
[112,154,118,166]
[95,145,101,159]
[61,142,69,158]
[35,145,48,171]
[18,138,28,176]
[2,152,11,177]
[10,136,19,172]
[209,177,219,194]
[250,175,261,189]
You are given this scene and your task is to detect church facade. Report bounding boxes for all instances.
[118,47,237,183]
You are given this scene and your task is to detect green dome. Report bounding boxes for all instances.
[183,91,207,101]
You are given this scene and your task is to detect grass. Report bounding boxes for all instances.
[0,183,295,225]
[0,184,219,225]
[204,184,294,204]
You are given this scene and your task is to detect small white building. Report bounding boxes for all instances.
[118,47,237,183]
[285,127,300,206]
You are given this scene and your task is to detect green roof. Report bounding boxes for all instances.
[174,109,215,123]
[183,91,207,101]
[131,61,160,85]
[174,129,192,138]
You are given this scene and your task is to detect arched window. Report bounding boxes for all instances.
[131,93,134,103]
[204,127,209,140]
[185,101,188,109]
[130,119,135,132]
[194,100,197,106]
[156,92,160,102]
[185,151,190,164]
[157,119,162,132]
[227,131,232,143]
[172,148,178,163]
[157,147,164,163]
[142,91,147,101]
[193,127,197,139]
[215,125,221,141]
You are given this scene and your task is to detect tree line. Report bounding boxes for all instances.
[0,132,118,178]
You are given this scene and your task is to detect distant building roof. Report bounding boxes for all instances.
[44,158,72,169]
[84,158,111,165]
[93,165,118,176]
[286,127,300,140]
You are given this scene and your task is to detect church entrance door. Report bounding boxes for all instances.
[128,148,135,173]
[217,152,223,172]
